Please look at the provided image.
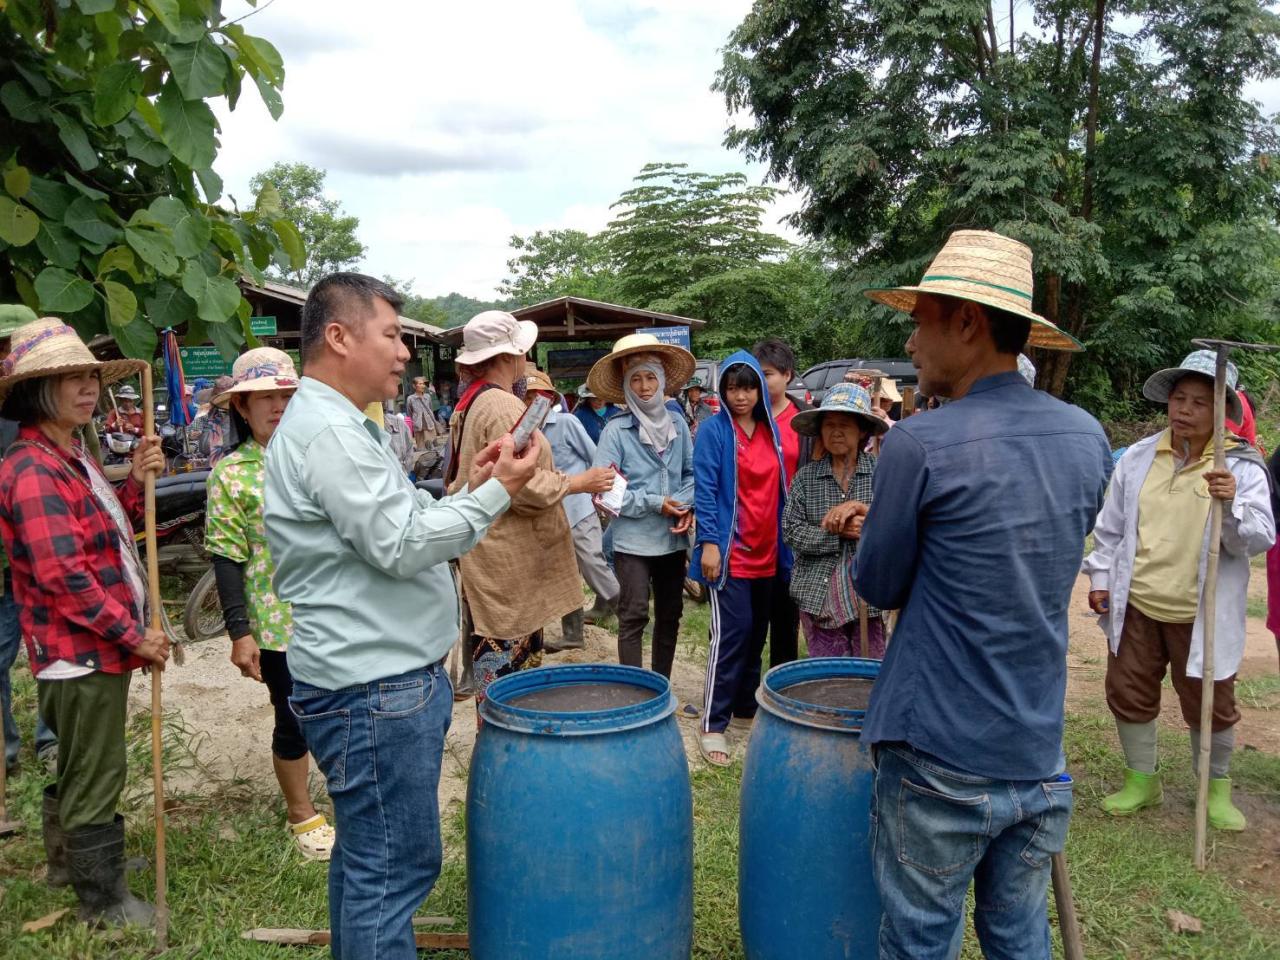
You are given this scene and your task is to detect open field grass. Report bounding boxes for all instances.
[1,597,1278,959]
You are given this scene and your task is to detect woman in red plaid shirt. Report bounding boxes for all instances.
[0,318,169,928]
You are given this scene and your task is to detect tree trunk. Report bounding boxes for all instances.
[1081,0,1106,223]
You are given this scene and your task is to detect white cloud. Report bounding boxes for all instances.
[213,0,771,297]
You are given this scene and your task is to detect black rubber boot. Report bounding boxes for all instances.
[583,596,616,625]
[547,608,586,653]
[67,816,155,927]
[41,785,71,888]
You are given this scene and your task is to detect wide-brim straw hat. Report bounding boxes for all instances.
[455,310,538,366]
[1142,349,1242,422]
[213,347,300,409]
[863,230,1082,352]
[586,333,695,404]
[792,382,889,438]
[0,317,146,406]
[874,378,902,403]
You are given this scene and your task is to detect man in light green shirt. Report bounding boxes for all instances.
[264,274,536,960]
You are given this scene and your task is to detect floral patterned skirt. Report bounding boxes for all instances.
[470,622,544,727]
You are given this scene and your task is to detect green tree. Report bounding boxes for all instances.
[249,161,365,286]
[717,0,1280,408]
[605,162,790,308]
[498,228,617,305]
[0,0,303,359]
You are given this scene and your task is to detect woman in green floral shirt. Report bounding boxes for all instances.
[205,348,335,861]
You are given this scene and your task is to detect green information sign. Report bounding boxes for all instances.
[178,346,234,377]
[249,315,277,336]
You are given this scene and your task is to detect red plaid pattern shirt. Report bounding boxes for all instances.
[0,426,146,674]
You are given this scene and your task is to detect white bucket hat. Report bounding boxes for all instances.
[864,230,1081,352]
[1142,349,1242,422]
[455,310,538,367]
[213,347,300,409]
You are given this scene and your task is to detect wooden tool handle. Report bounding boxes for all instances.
[1051,851,1085,960]
[141,366,169,948]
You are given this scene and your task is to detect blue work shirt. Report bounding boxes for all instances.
[856,371,1111,780]
[542,408,597,528]
[592,411,694,557]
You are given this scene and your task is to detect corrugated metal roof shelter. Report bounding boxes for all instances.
[434,296,705,345]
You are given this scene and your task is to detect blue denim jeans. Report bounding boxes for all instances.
[0,583,56,768]
[289,662,452,960]
[870,744,1072,960]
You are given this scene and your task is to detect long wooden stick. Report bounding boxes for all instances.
[1193,347,1229,871]
[141,366,169,947]
[1051,851,1085,960]
[858,597,870,659]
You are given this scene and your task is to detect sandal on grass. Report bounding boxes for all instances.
[699,732,731,767]
[677,701,702,722]
[289,814,336,862]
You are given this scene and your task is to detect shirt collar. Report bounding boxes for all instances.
[1155,428,1218,461]
[965,371,1028,397]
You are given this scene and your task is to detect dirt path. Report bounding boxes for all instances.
[132,575,1279,817]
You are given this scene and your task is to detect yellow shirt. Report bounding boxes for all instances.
[1127,430,1213,623]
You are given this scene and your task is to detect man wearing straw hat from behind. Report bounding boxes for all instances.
[852,231,1112,958]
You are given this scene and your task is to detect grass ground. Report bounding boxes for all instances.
[2,598,1278,959]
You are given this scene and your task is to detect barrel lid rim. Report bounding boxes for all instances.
[479,663,676,736]
[758,657,881,732]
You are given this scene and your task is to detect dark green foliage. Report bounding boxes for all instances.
[0,1,303,358]
[249,162,366,287]
[716,0,1280,403]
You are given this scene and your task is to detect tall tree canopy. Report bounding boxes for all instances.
[250,161,365,286]
[0,0,302,359]
[498,228,616,306]
[718,0,1280,410]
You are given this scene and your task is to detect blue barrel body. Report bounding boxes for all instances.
[739,658,882,959]
[468,664,693,960]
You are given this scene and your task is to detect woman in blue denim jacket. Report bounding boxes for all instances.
[589,335,696,702]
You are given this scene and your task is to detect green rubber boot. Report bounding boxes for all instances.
[1207,778,1246,832]
[1101,768,1163,816]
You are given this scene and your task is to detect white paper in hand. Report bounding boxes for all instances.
[594,470,628,517]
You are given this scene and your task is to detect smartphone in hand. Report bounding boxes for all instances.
[511,394,553,453]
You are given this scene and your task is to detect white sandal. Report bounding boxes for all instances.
[699,732,732,767]
[288,814,336,861]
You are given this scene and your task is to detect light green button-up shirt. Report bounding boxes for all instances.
[263,376,510,690]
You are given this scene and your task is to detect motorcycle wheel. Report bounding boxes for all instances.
[183,567,223,642]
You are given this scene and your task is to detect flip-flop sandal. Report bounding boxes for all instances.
[676,702,702,722]
[699,732,732,767]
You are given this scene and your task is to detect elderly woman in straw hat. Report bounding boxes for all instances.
[587,334,696,689]
[851,230,1112,958]
[204,348,336,861]
[447,311,615,716]
[782,382,889,659]
[1083,350,1273,832]
[0,318,170,926]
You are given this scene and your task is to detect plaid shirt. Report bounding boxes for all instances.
[782,451,880,618]
[0,426,147,674]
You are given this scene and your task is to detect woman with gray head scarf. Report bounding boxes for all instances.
[588,335,699,717]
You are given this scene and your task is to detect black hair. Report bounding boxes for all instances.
[988,310,1032,355]
[300,273,404,363]
[722,363,761,392]
[752,337,796,376]
[227,399,252,450]
[937,297,1032,355]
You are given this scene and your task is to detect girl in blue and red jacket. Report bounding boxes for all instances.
[691,350,792,766]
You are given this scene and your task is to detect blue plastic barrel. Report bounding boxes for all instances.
[739,657,882,959]
[468,663,694,960]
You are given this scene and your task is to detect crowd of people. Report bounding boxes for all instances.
[0,227,1276,959]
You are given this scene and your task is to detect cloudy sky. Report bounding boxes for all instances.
[214,0,790,299]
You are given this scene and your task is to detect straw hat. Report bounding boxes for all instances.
[585,333,695,404]
[874,378,902,404]
[0,317,146,406]
[791,383,888,438]
[523,366,557,396]
[213,347,300,409]
[455,310,538,366]
[863,230,1081,352]
[1142,349,1241,422]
